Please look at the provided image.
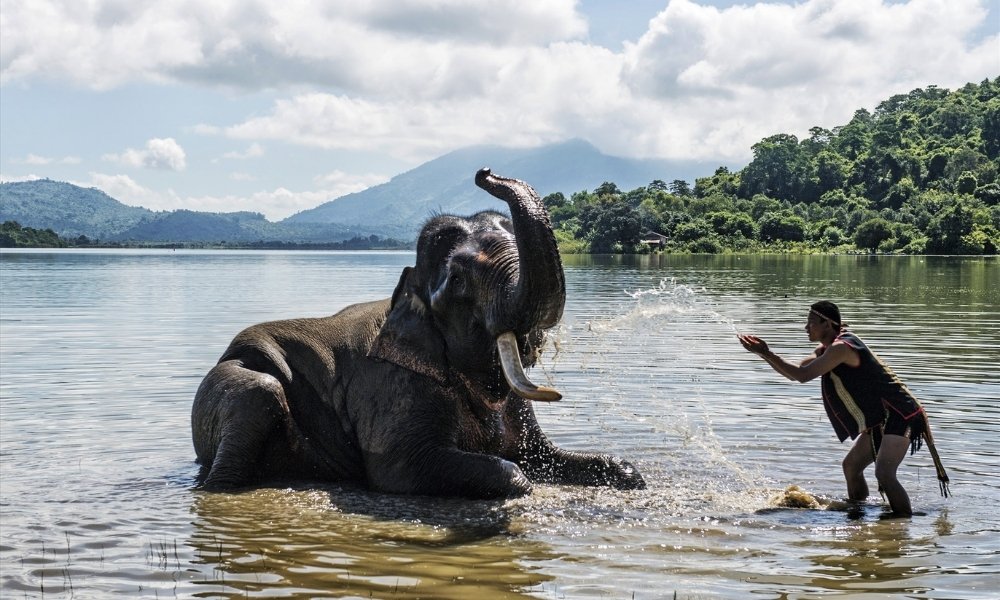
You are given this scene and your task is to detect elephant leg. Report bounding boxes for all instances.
[369,446,533,499]
[506,399,646,490]
[523,449,646,490]
[192,360,288,491]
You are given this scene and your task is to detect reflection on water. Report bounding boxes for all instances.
[187,487,556,599]
[1,250,998,598]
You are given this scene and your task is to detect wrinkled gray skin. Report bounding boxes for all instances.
[191,169,645,499]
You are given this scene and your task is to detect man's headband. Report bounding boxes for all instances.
[809,308,841,326]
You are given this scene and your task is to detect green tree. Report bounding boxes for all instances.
[983,98,1000,159]
[669,179,693,197]
[926,200,975,253]
[579,200,642,252]
[854,218,894,252]
[543,192,567,209]
[739,133,809,201]
[694,166,740,198]
[706,211,757,238]
[759,212,807,242]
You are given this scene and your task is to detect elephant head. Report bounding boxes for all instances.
[370,168,564,402]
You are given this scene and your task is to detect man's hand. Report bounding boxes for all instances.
[738,334,771,357]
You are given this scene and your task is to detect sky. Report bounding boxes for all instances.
[1,0,998,221]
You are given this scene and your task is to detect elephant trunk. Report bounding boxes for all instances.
[474,168,565,334]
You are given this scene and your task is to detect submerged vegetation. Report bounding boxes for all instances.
[549,78,999,255]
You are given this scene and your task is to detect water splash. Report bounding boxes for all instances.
[623,277,741,335]
[528,277,776,526]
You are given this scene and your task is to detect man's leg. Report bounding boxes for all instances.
[874,433,912,516]
[843,432,876,501]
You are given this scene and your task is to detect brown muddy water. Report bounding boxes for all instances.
[1,250,997,599]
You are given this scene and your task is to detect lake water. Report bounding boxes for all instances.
[1,249,998,599]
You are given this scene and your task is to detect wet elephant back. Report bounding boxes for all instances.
[217,299,393,483]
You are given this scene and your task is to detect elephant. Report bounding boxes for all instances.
[191,168,645,499]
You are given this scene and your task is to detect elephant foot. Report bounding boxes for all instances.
[605,458,646,490]
[500,460,533,498]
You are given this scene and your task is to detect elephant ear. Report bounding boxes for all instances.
[368,266,449,384]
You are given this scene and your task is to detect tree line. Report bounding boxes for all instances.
[1,221,68,247]
[546,78,999,255]
[0,221,411,251]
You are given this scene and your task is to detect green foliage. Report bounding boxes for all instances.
[1,221,66,247]
[854,218,894,252]
[578,196,643,253]
[759,212,807,242]
[545,78,998,255]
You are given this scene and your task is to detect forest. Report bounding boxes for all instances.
[547,78,999,255]
[0,221,67,248]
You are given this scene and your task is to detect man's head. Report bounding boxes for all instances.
[809,300,841,328]
[807,300,843,342]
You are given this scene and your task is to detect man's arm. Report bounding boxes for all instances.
[738,334,854,383]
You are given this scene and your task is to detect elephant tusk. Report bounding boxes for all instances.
[496,331,562,402]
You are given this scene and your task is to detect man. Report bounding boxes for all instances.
[738,300,948,517]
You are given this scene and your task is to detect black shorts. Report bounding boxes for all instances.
[883,409,926,439]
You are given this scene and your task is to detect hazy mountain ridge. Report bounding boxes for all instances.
[0,179,155,239]
[285,140,714,235]
[1,140,715,243]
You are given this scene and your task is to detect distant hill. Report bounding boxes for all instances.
[1,140,720,243]
[0,180,376,243]
[0,179,154,239]
[285,139,717,238]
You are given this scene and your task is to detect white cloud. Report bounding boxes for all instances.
[3,0,997,168]
[0,173,44,183]
[23,154,52,165]
[0,0,585,90]
[14,153,81,165]
[197,0,998,163]
[87,173,164,208]
[221,143,265,160]
[613,0,1000,159]
[222,41,626,161]
[84,171,354,220]
[313,170,390,197]
[180,188,339,220]
[103,137,187,171]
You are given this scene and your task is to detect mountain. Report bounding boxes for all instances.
[284,139,717,238]
[0,180,372,243]
[1,140,721,244]
[0,179,155,239]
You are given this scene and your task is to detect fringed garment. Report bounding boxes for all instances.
[820,331,950,497]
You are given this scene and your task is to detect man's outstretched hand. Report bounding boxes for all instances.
[738,334,770,357]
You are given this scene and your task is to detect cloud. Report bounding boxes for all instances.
[611,0,999,159]
[103,138,187,171]
[87,173,163,208]
[0,173,44,183]
[313,170,390,197]
[178,188,340,220]
[1,0,586,90]
[3,0,998,165]
[221,143,265,160]
[84,171,366,220]
[196,0,998,163]
[222,41,625,161]
[14,154,82,165]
